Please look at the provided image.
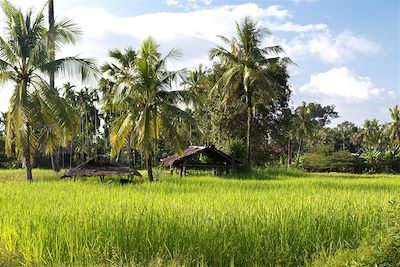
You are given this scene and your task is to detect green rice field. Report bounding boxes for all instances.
[0,169,399,266]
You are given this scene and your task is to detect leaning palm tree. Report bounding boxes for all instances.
[107,38,192,182]
[388,105,400,145]
[209,16,292,166]
[1,0,96,180]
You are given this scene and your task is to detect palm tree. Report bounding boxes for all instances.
[209,16,292,166]
[362,119,381,150]
[295,103,313,165]
[107,38,192,182]
[388,105,400,145]
[1,0,96,180]
[47,0,62,172]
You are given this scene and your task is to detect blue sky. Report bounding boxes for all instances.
[0,0,399,126]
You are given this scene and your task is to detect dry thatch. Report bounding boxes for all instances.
[62,155,141,178]
[161,146,241,168]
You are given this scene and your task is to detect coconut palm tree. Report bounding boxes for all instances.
[47,0,62,172]
[295,103,313,165]
[1,0,96,180]
[388,105,400,145]
[107,38,192,182]
[209,16,292,166]
[362,119,382,150]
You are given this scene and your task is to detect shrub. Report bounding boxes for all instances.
[302,150,357,173]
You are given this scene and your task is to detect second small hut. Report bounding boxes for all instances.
[161,145,242,176]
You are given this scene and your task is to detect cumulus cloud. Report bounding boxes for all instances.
[165,0,213,10]
[299,67,385,102]
[58,3,301,65]
[269,21,327,33]
[285,31,379,64]
[291,0,318,3]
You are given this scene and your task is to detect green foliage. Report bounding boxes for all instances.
[302,149,357,173]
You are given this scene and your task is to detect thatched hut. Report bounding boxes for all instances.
[161,146,242,176]
[62,155,142,182]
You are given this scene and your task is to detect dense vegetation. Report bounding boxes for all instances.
[0,169,398,266]
[0,1,398,179]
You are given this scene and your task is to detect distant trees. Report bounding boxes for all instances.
[0,0,96,180]
[291,102,338,165]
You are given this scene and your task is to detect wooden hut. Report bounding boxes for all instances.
[61,155,142,182]
[161,146,242,176]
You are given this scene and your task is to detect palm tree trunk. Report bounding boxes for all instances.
[287,139,292,167]
[147,152,154,182]
[296,138,303,166]
[50,154,59,172]
[62,147,65,169]
[246,92,252,167]
[48,0,55,90]
[69,142,73,169]
[129,147,135,167]
[48,0,60,172]
[24,123,33,181]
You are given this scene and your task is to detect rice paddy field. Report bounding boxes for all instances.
[0,168,399,266]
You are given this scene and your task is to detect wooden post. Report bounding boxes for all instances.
[182,160,187,176]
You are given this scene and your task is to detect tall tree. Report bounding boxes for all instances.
[388,105,400,145]
[362,119,382,150]
[293,102,338,165]
[1,0,96,180]
[107,38,192,182]
[47,0,61,171]
[209,16,292,166]
[294,103,313,165]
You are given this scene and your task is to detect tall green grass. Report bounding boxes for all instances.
[0,169,399,266]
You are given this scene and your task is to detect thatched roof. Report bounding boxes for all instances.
[62,155,142,178]
[161,146,241,167]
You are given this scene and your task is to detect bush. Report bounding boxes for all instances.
[302,150,357,173]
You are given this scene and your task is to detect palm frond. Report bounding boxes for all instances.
[110,113,133,158]
[39,56,99,82]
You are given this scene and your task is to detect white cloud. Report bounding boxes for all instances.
[165,0,180,6]
[269,21,327,32]
[263,5,292,20]
[286,31,379,64]
[60,3,295,60]
[291,0,318,3]
[299,67,385,102]
[165,0,213,9]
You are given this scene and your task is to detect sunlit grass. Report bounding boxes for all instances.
[0,169,399,266]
